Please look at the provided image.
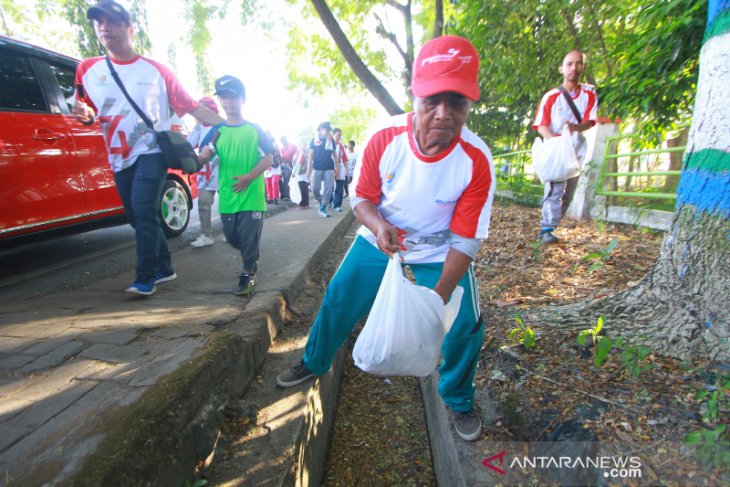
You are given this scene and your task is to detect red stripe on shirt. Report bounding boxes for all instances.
[354,125,408,206]
[532,91,560,130]
[143,57,199,117]
[450,140,493,238]
[583,89,597,124]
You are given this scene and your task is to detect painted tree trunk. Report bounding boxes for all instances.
[593,1,730,361]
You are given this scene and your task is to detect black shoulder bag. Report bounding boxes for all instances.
[105,57,201,174]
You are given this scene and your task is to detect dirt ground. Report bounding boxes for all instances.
[324,199,728,486]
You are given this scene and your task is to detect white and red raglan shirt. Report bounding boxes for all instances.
[75,55,199,173]
[351,112,495,264]
[532,83,598,160]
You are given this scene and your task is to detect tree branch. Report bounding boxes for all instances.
[310,0,404,115]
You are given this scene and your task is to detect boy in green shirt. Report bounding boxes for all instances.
[199,75,276,295]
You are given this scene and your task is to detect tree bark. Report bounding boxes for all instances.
[433,0,443,38]
[310,0,404,116]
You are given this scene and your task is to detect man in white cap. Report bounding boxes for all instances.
[277,35,495,442]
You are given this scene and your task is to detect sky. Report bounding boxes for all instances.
[7,0,404,143]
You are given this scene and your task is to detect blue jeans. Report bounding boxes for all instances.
[114,153,172,281]
[333,179,345,209]
[302,236,484,412]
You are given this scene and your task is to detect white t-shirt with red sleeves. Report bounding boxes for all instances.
[533,83,598,160]
[352,112,495,264]
[75,55,199,173]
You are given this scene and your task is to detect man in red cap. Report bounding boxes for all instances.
[277,35,495,442]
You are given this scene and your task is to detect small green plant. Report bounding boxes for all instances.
[529,240,543,262]
[577,316,612,367]
[509,315,536,350]
[582,237,619,272]
[684,372,730,470]
[616,337,653,380]
[594,219,607,233]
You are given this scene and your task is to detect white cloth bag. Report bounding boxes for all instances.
[531,125,581,183]
[352,252,463,377]
[288,162,302,204]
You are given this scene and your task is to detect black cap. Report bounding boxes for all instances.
[214,75,246,98]
[87,0,132,25]
[318,121,332,131]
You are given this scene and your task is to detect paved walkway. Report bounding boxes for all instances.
[0,202,354,486]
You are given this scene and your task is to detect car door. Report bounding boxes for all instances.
[0,47,85,237]
[42,58,123,216]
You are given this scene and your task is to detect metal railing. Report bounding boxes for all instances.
[493,149,542,194]
[596,127,687,205]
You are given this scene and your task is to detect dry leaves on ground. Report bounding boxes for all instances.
[475,200,729,486]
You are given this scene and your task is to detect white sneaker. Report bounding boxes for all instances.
[191,234,214,247]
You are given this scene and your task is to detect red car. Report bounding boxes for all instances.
[0,36,197,247]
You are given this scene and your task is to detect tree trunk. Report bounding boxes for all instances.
[663,126,689,194]
[310,0,405,116]
[433,0,443,38]
[529,4,730,362]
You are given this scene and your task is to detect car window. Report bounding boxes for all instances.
[48,62,76,113]
[0,51,46,111]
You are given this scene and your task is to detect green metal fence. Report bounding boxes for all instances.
[596,126,687,211]
[493,149,542,195]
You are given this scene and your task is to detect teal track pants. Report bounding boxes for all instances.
[302,236,484,412]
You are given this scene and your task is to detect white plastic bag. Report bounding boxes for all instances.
[289,162,302,204]
[531,125,580,183]
[352,252,463,377]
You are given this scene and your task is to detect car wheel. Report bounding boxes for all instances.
[160,179,190,238]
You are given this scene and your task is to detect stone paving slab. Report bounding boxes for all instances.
[0,202,355,486]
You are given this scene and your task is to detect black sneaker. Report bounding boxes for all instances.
[233,273,255,296]
[451,407,482,441]
[276,360,316,387]
[540,231,559,244]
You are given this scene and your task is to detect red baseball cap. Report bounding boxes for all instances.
[410,35,480,101]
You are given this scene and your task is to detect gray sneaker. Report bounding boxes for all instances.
[276,360,316,387]
[452,407,482,441]
[540,231,559,244]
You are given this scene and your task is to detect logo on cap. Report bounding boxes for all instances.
[421,48,473,67]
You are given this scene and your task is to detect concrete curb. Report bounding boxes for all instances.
[65,210,356,486]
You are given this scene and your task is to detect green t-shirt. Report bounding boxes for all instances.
[209,122,274,213]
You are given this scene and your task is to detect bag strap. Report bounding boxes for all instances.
[105,56,155,131]
[557,85,583,124]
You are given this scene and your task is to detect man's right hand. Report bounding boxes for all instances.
[373,220,402,257]
[73,100,95,125]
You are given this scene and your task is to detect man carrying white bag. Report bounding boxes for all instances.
[532,49,598,245]
[276,35,496,442]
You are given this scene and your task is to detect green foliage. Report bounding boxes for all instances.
[452,0,705,146]
[182,0,228,94]
[615,337,653,380]
[577,316,612,367]
[509,315,537,350]
[684,373,730,470]
[582,237,619,272]
[282,0,410,103]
